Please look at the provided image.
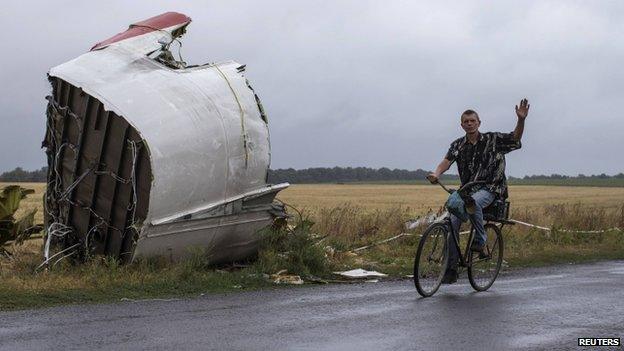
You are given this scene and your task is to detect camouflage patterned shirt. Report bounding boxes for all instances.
[445,132,521,199]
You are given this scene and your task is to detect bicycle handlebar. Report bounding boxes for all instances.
[431,180,453,194]
[427,178,486,195]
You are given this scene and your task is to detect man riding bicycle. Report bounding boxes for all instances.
[427,99,530,284]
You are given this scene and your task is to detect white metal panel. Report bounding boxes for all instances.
[49,22,275,226]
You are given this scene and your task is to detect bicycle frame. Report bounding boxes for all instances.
[414,178,513,296]
[443,213,511,269]
[430,179,512,268]
[443,215,474,268]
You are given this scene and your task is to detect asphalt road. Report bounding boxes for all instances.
[1,261,624,351]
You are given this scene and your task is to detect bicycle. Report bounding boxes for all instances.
[413,179,514,297]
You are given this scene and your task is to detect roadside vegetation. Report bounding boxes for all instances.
[1,183,623,311]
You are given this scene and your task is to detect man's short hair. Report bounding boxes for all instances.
[461,109,480,121]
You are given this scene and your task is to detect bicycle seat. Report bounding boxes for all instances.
[483,199,510,221]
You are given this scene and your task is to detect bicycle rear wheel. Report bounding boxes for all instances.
[414,222,449,297]
[468,223,503,291]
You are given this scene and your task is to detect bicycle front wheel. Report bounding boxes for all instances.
[414,222,449,297]
[468,223,503,291]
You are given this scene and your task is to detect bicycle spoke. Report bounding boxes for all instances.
[487,236,499,256]
[426,234,440,261]
[414,223,449,297]
[468,224,503,292]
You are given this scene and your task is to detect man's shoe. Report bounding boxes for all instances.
[441,269,458,284]
[470,241,485,252]
[470,242,488,258]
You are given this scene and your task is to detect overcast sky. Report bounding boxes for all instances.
[1,1,623,176]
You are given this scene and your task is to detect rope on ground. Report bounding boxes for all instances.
[352,233,415,252]
[508,219,621,234]
[350,218,622,253]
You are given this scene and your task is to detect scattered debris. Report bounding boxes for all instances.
[120,297,180,303]
[305,276,329,284]
[352,233,414,252]
[311,233,329,246]
[333,268,388,279]
[270,270,304,285]
[324,246,336,257]
[405,214,435,230]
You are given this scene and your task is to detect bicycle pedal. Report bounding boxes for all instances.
[472,251,489,260]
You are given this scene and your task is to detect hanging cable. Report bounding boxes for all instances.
[212,64,249,167]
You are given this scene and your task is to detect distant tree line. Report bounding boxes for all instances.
[509,173,624,180]
[1,166,623,184]
[267,167,455,184]
[0,167,47,182]
[269,168,624,184]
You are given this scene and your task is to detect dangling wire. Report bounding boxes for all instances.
[212,64,249,167]
[40,96,144,270]
[127,140,139,226]
[130,23,188,69]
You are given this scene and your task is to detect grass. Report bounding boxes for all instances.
[0,241,275,311]
[277,184,624,211]
[7,182,624,218]
[508,178,624,187]
[1,182,623,311]
[0,214,331,311]
[0,182,46,225]
[293,202,624,277]
[349,178,624,187]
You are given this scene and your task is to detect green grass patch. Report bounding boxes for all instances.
[2,202,622,311]
[0,253,274,311]
[0,217,333,311]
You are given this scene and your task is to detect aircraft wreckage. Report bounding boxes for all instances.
[43,12,288,264]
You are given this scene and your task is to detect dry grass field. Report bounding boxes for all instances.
[278,184,624,215]
[1,181,623,310]
[1,182,46,224]
[3,181,623,228]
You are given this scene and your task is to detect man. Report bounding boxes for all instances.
[427,99,530,283]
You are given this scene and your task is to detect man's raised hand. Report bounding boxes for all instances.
[515,98,530,120]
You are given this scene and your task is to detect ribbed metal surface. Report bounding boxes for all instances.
[43,77,151,261]
[44,12,289,264]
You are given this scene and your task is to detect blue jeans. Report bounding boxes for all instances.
[447,189,495,271]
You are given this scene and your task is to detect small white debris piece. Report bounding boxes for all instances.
[365,279,379,283]
[333,268,388,278]
[270,270,304,285]
[405,213,437,230]
[120,297,180,302]
[272,275,304,285]
[405,218,422,230]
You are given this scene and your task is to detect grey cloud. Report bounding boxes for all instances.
[0,1,622,176]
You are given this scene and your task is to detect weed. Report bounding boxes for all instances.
[1,182,623,310]
[254,218,329,277]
